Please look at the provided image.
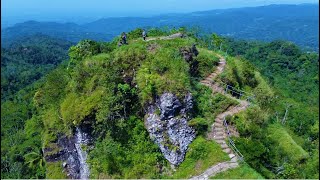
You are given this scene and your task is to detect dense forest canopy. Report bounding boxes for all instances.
[1,26,318,179]
[1,34,73,102]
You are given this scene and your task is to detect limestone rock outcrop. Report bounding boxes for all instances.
[145,92,195,165]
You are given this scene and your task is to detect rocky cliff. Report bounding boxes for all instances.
[145,92,195,165]
[43,125,92,179]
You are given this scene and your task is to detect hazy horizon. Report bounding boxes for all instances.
[2,0,319,27]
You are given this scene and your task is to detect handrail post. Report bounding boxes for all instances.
[223,116,244,162]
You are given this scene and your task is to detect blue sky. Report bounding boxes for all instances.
[1,0,318,25]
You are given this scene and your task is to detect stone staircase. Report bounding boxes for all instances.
[190,55,250,180]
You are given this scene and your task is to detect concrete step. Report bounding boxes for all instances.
[228,154,235,159]
[215,122,223,127]
[215,131,225,136]
[200,81,210,84]
[229,162,239,168]
[214,135,225,140]
[223,148,232,154]
[215,118,224,122]
[202,83,211,87]
[214,127,224,131]
[220,143,229,149]
[230,156,238,162]
[216,114,225,119]
[215,139,225,144]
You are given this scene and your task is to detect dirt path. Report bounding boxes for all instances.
[145,33,183,42]
[190,55,249,180]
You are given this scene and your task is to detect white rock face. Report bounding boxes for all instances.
[75,127,90,179]
[145,92,195,165]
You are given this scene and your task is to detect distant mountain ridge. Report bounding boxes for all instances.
[1,4,319,51]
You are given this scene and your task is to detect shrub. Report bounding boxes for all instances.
[136,47,191,104]
[196,49,220,78]
[188,118,208,135]
[68,39,100,61]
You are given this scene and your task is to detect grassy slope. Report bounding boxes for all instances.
[210,163,264,179]
[168,136,229,179]
[267,124,309,163]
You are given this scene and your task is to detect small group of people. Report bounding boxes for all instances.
[118,29,148,47]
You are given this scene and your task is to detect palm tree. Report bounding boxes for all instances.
[24,150,45,171]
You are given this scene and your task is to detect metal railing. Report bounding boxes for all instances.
[218,81,256,105]
[223,116,244,162]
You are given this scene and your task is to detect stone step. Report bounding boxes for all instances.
[214,124,223,128]
[202,83,211,87]
[214,135,225,140]
[215,118,223,122]
[214,127,224,131]
[212,126,224,132]
[215,131,225,136]
[223,148,232,154]
[216,114,225,119]
[230,156,238,162]
[220,143,229,149]
[228,154,235,159]
[215,139,225,144]
[215,122,223,127]
[200,81,210,84]
[228,162,239,168]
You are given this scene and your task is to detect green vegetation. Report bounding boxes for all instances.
[169,136,229,179]
[267,124,309,163]
[210,163,264,179]
[192,83,238,125]
[46,161,68,179]
[1,34,73,102]
[1,27,318,179]
[88,116,165,179]
[136,39,192,104]
[196,48,220,78]
[196,32,318,178]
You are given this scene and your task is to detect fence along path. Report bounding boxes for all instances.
[191,55,251,180]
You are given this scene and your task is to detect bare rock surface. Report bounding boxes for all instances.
[145,92,195,165]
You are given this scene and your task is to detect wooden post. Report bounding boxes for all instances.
[281,103,292,125]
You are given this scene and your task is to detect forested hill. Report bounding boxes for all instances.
[1,4,319,51]
[1,34,73,101]
[1,28,318,179]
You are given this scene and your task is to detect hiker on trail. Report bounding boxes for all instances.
[192,43,199,56]
[142,29,147,41]
[121,32,127,44]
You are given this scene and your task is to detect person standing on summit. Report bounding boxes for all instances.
[121,32,127,44]
[142,29,147,41]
